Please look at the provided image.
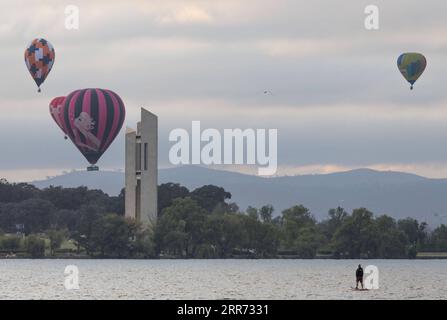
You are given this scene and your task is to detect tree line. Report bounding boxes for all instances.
[1,178,446,258]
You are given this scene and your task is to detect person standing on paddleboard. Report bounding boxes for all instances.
[355,264,364,289]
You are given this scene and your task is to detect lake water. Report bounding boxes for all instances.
[0,259,446,300]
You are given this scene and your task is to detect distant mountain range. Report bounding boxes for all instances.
[31,166,447,225]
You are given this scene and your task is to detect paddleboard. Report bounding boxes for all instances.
[351,287,369,291]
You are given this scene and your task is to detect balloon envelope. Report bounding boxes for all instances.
[60,89,126,165]
[24,38,55,92]
[397,52,426,89]
[49,96,67,134]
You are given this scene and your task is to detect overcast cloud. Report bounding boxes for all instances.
[1,0,447,181]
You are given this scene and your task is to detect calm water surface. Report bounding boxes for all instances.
[0,259,446,299]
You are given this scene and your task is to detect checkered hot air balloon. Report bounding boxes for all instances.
[60,89,126,171]
[24,38,55,92]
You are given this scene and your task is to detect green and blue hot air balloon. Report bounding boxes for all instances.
[397,52,427,90]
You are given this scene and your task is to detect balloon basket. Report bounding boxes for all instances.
[87,165,99,172]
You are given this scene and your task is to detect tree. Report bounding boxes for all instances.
[158,183,190,215]
[0,235,22,251]
[332,208,379,258]
[25,235,46,258]
[11,198,56,234]
[0,179,38,203]
[212,202,240,215]
[155,197,207,257]
[4,178,447,260]
[93,215,137,257]
[203,212,252,258]
[80,214,150,258]
[260,205,274,223]
[398,218,427,246]
[375,215,407,258]
[219,214,247,257]
[321,207,348,239]
[241,213,260,251]
[428,224,447,251]
[191,185,231,213]
[54,209,79,232]
[162,230,188,256]
[250,220,280,257]
[294,226,321,258]
[132,228,155,258]
[246,206,259,220]
[0,203,16,232]
[280,205,316,250]
[72,204,106,255]
[48,229,67,255]
[227,202,240,214]
[40,186,110,211]
[106,188,125,216]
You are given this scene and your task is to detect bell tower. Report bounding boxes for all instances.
[125,108,158,223]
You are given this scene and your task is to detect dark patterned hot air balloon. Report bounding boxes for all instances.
[24,38,55,92]
[60,89,126,171]
[397,53,427,90]
[49,96,68,139]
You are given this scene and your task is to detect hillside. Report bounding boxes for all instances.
[31,166,447,224]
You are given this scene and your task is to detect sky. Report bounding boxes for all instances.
[1,0,447,181]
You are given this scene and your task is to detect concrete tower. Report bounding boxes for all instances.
[125,108,158,224]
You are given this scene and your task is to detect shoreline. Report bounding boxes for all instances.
[2,255,447,260]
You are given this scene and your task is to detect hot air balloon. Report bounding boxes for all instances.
[60,89,126,171]
[24,38,55,92]
[397,52,427,90]
[49,96,68,139]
